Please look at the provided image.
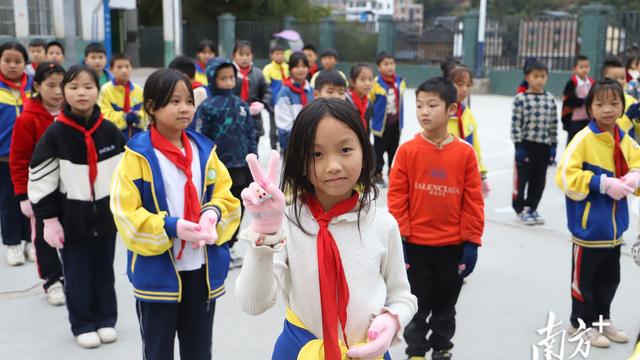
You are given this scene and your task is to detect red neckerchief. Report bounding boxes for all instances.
[284,78,308,106]
[349,89,368,129]
[517,81,528,94]
[239,66,251,101]
[309,63,318,77]
[0,72,28,104]
[198,61,206,73]
[192,81,204,90]
[456,103,466,139]
[56,111,104,199]
[150,126,200,260]
[305,192,359,360]
[276,62,287,81]
[597,124,629,178]
[570,74,596,87]
[381,74,399,112]
[116,80,131,113]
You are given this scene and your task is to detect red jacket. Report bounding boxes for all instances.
[388,134,485,246]
[9,99,55,200]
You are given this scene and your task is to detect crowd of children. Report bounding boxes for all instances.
[4,33,640,359]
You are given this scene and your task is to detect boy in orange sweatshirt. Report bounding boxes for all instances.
[388,77,485,360]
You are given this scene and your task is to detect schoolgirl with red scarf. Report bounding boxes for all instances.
[28,65,125,348]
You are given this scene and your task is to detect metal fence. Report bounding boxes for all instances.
[183,22,218,58]
[0,0,15,37]
[235,21,281,60]
[606,11,640,60]
[335,21,377,62]
[394,18,463,66]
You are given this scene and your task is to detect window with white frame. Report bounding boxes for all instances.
[0,0,15,36]
[28,0,53,36]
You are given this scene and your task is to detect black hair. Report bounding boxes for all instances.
[375,51,394,65]
[440,56,462,78]
[585,78,626,119]
[288,52,309,68]
[143,69,194,122]
[32,62,65,101]
[0,41,29,64]
[61,64,100,98]
[522,57,537,75]
[46,41,65,55]
[448,65,473,84]
[350,63,373,81]
[315,70,347,91]
[233,40,252,55]
[320,48,339,59]
[415,77,458,108]
[601,55,625,78]
[28,39,46,49]
[110,52,132,68]
[282,98,378,233]
[626,55,640,69]
[168,55,196,79]
[303,44,317,53]
[270,44,286,53]
[574,55,589,67]
[196,39,216,54]
[84,42,106,57]
[524,60,548,75]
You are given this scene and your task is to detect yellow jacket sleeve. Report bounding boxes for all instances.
[555,139,594,201]
[110,151,173,256]
[622,135,640,196]
[466,110,487,177]
[202,150,241,245]
[99,84,127,130]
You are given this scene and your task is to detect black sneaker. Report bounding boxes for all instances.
[432,350,452,360]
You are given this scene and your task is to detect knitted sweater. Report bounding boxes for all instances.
[235,203,417,346]
[511,91,558,146]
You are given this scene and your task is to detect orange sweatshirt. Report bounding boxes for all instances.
[388,133,484,246]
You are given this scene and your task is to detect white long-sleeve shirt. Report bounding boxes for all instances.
[235,203,417,346]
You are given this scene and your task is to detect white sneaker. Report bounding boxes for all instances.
[601,320,629,343]
[578,328,611,348]
[47,281,65,306]
[24,241,36,262]
[6,244,25,266]
[76,332,101,348]
[96,327,117,344]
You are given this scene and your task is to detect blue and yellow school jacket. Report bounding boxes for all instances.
[369,75,406,137]
[616,93,638,139]
[98,80,147,140]
[0,77,32,158]
[449,104,487,177]
[110,128,241,302]
[555,121,640,248]
[263,60,290,105]
[195,60,208,87]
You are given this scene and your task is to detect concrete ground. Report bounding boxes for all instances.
[1,70,639,359]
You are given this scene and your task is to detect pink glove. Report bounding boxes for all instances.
[20,200,33,218]
[604,177,633,201]
[177,219,215,247]
[43,217,65,249]
[193,209,219,249]
[241,151,286,235]
[481,179,490,198]
[622,171,640,190]
[249,102,265,116]
[345,312,399,360]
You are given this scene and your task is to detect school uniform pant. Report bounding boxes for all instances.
[136,266,216,360]
[512,141,550,214]
[34,217,64,290]
[253,114,265,145]
[0,162,29,246]
[268,109,278,150]
[403,242,464,356]
[567,120,590,144]
[570,244,621,327]
[60,233,117,336]
[374,123,400,175]
[228,167,252,248]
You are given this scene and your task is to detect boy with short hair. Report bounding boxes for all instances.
[563,55,595,143]
[263,45,289,151]
[98,52,146,140]
[388,77,484,360]
[606,56,640,138]
[310,48,348,87]
[45,41,65,65]
[84,42,114,87]
[194,57,256,268]
[313,69,347,100]
[26,39,46,77]
[195,39,216,86]
[370,51,406,186]
[302,44,319,79]
[168,55,209,109]
[511,60,558,225]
